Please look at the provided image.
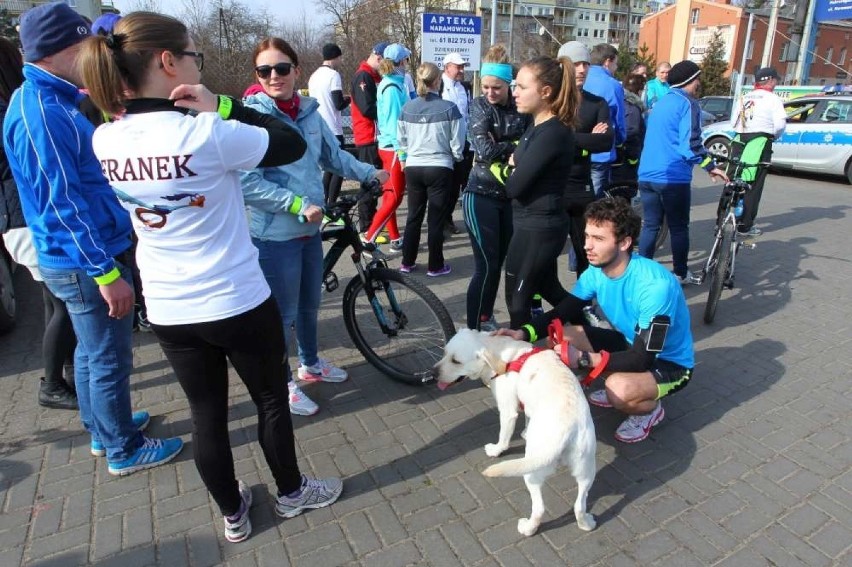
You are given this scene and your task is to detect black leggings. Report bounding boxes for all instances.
[462,191,512,329]
[566,194,595,277]
[504,225,570,329]
[323,134,346,206]
[402,165,455,271]
[41,283,76,387]
[150,296,301,515]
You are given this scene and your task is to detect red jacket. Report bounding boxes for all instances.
[350,61,381,146]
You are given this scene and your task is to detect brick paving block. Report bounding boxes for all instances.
[254,541,291,567]
[747,535,810,567]
[151,463,180,500]
[0,545,23,567]
[479,520,528,554]
[157,506,213,537]
[96,470,149,501]
[26,546,88,567]
[365,502,408,546]
[465,501,518,533]
[637,492,690,525]
[390,486,443,517]
[360,540,421,567]
[720,504,773,536]
[223,551,259,567]
[403,502,457,534]
[187,524,222,567]
[765,523,832,567]
[591,551,640,567]
[123,506,153,550]
[292,540,354,566]
[6,474,38,511]
[436,476,478,516]
[517,535,562,565]
[741,471,800,509]
[92,516,122,560]
[287,522,345,557]
[716,543,795,567]
[414,529,459,566]
[679,509,736,550]
[0,525,28,550]
[494,545,532,567]
[663,517,725,564]
[779,468,823,498]
[341,511,381,556]
[30,498,63,540]
[26,525,91,562]
[175,460,206,493]
[630,529,679,564]
[695,489,742,522]
[649,549,704,567]
[97,489,151,519]
[91,544,157,567]
[45,439,71,468]
[438,520,488,565]
[155,488,210,518]
[0,508,32,532]
[780,502,832,537]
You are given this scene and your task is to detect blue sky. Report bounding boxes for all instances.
[112,0,331,25]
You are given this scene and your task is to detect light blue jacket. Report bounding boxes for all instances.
[584,65,626,163]
[240,93,375,242]
[376,74,408,154]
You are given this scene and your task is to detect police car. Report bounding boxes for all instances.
[702,92,852,184]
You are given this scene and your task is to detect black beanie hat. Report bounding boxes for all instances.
[668,60,701,88]
[322,43,342,60]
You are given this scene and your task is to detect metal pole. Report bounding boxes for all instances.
[509,0,515,61]
[733,12,755,120]
[490,0,497,46]
[793,0,817,84]
[761,0,781,68]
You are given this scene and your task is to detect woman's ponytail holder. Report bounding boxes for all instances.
[105,33,125,51]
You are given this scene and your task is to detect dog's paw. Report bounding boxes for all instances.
[517,518,539,536]
[484,443,504,457]
[576,513,597,532]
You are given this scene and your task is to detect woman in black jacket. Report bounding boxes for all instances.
[461,45,529,330]
[503,55,580,329]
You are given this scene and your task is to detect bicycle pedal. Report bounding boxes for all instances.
[323,272,339,293]
[742,242,756,250]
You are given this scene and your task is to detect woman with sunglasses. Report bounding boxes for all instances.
[361,43,411,252]
[461,44,529,331]
[241,38,389,417]
[78,12,343,543]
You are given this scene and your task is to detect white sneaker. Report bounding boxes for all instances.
[223,480,253,543]
[275,475,343,518]
[297,358,348,383]
[288,382,319,416]
[588,389,613,408]
[614,402,665,443]
[676,270,700,286]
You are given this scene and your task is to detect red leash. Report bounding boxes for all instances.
[547,318,606,387]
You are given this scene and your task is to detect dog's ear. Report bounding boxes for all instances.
[476,348,507,376]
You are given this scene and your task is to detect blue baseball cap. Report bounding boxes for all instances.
[372,42,390,56]
[383,43,411,64]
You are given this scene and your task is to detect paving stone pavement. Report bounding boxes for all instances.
[1,171,850,567]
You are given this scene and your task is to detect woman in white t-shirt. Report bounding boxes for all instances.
[78,11,342,543]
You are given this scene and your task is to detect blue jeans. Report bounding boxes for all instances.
[40,263,143,460]
[590,162,612,198]
[253,234,323,378]
[638,181,692,277]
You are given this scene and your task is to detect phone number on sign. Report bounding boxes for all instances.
[429,37,476,45]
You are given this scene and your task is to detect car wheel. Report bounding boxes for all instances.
[846,159,852,185]
[705,137,731,160]
[0,256,15,334]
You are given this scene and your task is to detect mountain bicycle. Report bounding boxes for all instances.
[692,155,770,324]
[320,181,455,385]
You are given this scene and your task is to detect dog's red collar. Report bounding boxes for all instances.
[505,347,546,374]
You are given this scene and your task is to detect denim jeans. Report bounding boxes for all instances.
[638,181,692,278]
[253,233,323,377]
[590,162,612,198]
[40,263,143,460]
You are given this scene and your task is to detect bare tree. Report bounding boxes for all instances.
[277,13,332,91]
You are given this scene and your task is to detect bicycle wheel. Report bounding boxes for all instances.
[703,223,734,324]
[342,267,456,385]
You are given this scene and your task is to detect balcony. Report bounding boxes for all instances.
[554,15,577,27]
[611,1,630,14]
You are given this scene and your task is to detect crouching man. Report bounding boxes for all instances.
[499,198,694,442]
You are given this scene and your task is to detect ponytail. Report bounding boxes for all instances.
[415,62,441,98]
[79,34,126,116]
[553,57,580,128]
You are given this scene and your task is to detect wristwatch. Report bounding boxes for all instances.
[578,351,592,369]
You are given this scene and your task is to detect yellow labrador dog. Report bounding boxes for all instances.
[433,328,596,536]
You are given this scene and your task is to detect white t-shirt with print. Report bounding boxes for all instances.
[309,65,344,135]
[92,111,271,325]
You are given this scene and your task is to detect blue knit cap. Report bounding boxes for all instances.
[20,3,91,63]
[481,63,513,85]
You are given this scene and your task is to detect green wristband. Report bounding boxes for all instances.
[288,196,304,215]
[94,267,121,286]
[217,95,233,119]
[522,324,537,343]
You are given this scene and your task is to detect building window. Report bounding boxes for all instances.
[826,46,833,63]
[839,47,847,65]
[779,42,789,61]
[500,21,510,32]
[691,9,699,24]
[747,38,754,60]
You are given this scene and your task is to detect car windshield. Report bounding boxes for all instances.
[785,101,819,123]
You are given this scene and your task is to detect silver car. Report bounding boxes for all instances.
[702,93,852,184]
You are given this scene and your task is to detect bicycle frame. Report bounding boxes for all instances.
[694,179,752,286]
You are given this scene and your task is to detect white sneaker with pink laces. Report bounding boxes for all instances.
[614,402,665,443]
[297,358,348,383]
[288,382,319,416]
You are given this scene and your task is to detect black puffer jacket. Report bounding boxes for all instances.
[1,100,25,233]
[464,96,530,201]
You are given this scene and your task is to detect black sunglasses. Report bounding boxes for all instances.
[255,62,293,79]
[177,50,204,71]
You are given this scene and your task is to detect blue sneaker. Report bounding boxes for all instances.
[90,411,152,457]
[107,436,184,476]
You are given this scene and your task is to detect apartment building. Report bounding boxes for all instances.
[639,0,852,85]
[1,0,118,23]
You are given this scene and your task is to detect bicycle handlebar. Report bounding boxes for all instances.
[708,153,772,168]
[323,178,383,223]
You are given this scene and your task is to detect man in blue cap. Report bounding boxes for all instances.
[3,2,183,476]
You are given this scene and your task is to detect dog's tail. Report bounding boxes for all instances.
[481,452,559,478]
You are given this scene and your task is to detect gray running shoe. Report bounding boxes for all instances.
[275,475,343,519]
